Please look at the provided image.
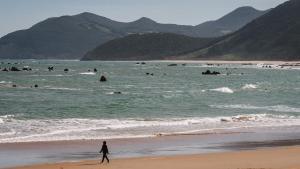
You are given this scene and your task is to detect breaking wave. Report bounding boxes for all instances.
[0,81,12,84]
[210,87,234,94]
[1,113,300,143]
[242,84,258,89]
[43,86,82,91]
[79,72,96,75]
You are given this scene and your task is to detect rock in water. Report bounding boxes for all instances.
[202,70,220,75]
[10,67,21,71]
[22,67,32,71]
[100,76,107,82]
[48,66,54,71]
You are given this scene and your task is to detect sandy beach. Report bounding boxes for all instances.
[11,146,300,169]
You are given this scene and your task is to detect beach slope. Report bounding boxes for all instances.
[12,146,300,169]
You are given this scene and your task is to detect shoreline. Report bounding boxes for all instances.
[0,129,249,145]
[10,145,300,169]
[153,60,300,64]
[2,130,300,169]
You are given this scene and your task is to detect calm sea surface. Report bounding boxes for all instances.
[0,60,300,143]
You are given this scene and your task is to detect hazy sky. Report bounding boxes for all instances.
[0,0,288,37]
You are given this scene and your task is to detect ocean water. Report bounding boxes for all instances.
[0,60,300,143]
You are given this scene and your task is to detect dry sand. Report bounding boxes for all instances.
[12,146,300,169]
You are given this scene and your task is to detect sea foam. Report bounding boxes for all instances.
[43,86,82,91]
[242,84,258,89]
[0,81,12,84]
[1,114,300,143]
[210,87,234,93]
[79,72,96,75]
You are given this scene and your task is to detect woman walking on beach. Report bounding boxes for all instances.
[99,141,110,164]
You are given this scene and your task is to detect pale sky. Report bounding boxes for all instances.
[0,0,288,37]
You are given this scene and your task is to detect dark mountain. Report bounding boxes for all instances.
[82,33,215,61]
[123,6,267,38]
[196,6,269,37]
[187,0,300,60]
[83,0,300,61]
[0,7,267,59]
[0,13,126,59]
[123,18,199,37]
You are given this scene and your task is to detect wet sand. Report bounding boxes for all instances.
[2,129,300,169]
[11,146,300,169]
